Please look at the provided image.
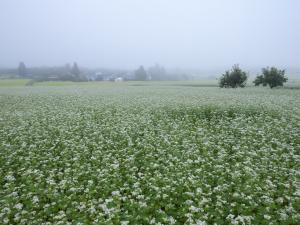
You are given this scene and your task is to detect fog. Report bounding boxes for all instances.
[0,0,299,70]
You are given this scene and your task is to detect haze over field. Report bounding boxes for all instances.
[1,1,300,224]
[0,0,299,72]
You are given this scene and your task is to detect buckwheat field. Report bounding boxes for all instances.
[0,83,299,225]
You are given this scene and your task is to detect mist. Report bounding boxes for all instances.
[0,0,299,70]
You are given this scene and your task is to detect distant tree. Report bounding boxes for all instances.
[18,62,27,77]
[64,63,71,72]
[134,66,147,81]
[148,64,167,80]
[254,67,288,88]
[71,62,80,78]
[219,64,248,88]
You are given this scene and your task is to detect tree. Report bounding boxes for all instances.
[64,63,71,73]
[134,66,147,81]
[148,64,167,80]
[18,62,27,77]
[219,65,248,88]
[71,62,80,78]
[254,67,288,88]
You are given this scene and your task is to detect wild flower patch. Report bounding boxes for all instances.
[0,86,299,224]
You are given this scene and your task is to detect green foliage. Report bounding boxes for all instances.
[0,85,300,224]
[219,65,248,88]
[254,67,288,88]
[134,65,148,81]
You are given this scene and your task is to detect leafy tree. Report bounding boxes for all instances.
[71,62,80,78]
[134,66,147,81]
[253,75,264,86]
[148,64,167,80]
[254,67,288,88]
[18,62,27,77]
[219,65,248,88]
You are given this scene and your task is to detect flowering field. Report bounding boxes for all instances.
[0,83,299,224]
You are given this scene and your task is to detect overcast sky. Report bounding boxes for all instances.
[0,0,299,69]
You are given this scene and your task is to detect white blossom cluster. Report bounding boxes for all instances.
[0,85,299,224]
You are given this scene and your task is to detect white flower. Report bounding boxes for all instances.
[169,216,176,225]
[121,221,129,225]
[5,175,15,182]
[195,220,206,225]
[190,205,200,213]
[112,190,120,196]
[263,215,271,220]
[32,196,39,204]
[14,203,23,210]
[3,218,9,224]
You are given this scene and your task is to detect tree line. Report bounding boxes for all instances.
[14,62,186,81]
[17,62,86,81]
[8,62,290,87]
[219,65,288,88]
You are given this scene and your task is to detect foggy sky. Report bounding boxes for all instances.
[0,0,299,69]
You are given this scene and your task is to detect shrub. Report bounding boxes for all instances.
[219,65,248,88]
[254,67,288,88]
